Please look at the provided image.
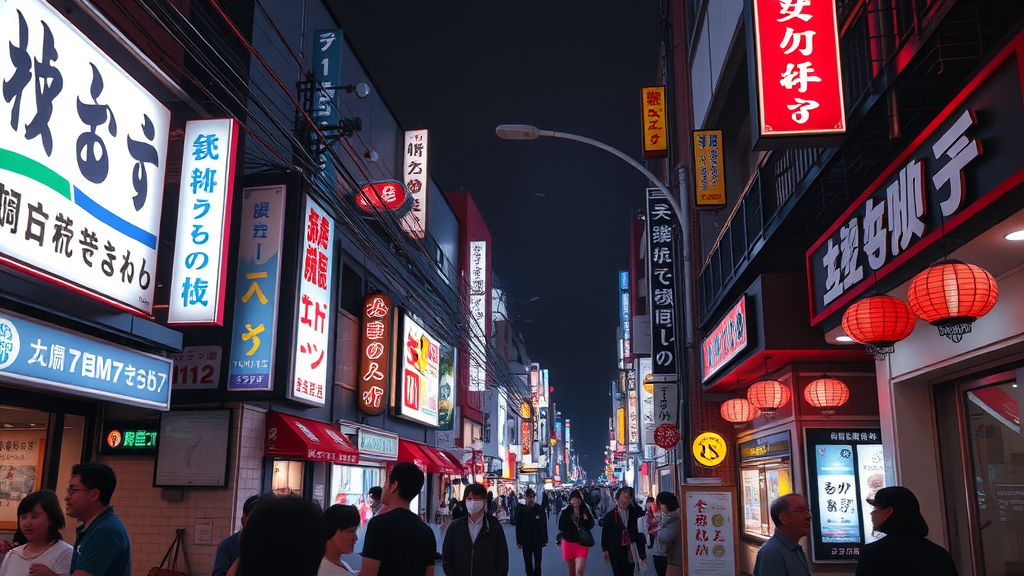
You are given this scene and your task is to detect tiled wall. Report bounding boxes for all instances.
[98,404,266,576]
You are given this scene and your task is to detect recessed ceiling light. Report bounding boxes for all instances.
[1004,229,1024,241]
[835,336,854,343]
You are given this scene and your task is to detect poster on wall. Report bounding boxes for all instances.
[154,410,231,487]
[806,428,885,561]
[0,429,45,530]
[392,311,440,427]
[682,485,739,576]
[437,342,456,430]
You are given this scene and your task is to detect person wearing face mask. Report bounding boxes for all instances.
[442,483,508,576]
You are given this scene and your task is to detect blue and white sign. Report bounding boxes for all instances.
[168,118,239,326]
[0,0,170,315]
[227,185,286,391]
[0,308,172,409]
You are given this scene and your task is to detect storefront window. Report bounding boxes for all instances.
[0,406,48,531]
[738,431,792,539]
[271,459,304,497]
[330,464,381,514]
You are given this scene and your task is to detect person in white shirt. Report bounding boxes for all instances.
[0,490,73,576]
[318,505,360,576]
[442,484,508,576]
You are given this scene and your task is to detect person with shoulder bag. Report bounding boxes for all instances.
[557,489,595,576]
[601,486,647,576]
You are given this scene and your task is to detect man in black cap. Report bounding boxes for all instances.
[857,486,958,576]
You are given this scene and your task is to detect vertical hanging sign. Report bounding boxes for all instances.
[290,196,335,406]
[468,240,487,392]
[227,186,286,391]
[749,0,845,144]
[168,118,238,325]
[646,189,678,376]
[693,129,726,209]
[641,86,668,159]
[358,293,392,415]
[310,29,342,179]
[402,129,428,238]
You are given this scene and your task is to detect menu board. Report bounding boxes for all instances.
[682,486,739,576]
[805,428,885,562]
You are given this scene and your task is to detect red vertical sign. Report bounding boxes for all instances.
[751,0,846,138]
[358,293,391,415]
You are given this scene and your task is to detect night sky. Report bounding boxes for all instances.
[331,2,663,479]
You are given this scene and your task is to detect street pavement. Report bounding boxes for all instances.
[345,509,655,576]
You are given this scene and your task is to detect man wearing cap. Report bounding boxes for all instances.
[753,494,812,576]
[857,486,958,576]
[212,494,261,576]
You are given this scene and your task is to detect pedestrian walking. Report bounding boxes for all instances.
[540,490,551,519]
[600,486,646,576]
[515,488,548,576]
[508,492,519,525]
[753,494,812,576]
[651,492,681,576]
[237,495,326,576]
[442,483,508,576]
[62,462,131,576]
[212,494,261,576]
[856,486,958,576]
[319,504,360,576]
[0,490,72,576]
[367,486,391,519]
[644,496,659,548]
[557,489,595,576]
[360,462,438,576]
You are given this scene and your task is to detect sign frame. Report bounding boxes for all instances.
[701,297,750,383]
[681,485,740,576]
[693,129,727,209]
[641,86,668,159]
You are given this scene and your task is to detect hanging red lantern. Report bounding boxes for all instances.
[907,260,998,343]
[804,377,850,416]
[746,379,791,417]
[720,398,760,428]
[841,295,916,359]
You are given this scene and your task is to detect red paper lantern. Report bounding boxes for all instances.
[804,377,850,416]
[841,295,916,359]
[720,398,760,428]
[907,261,998,342]
[746,379,791,416]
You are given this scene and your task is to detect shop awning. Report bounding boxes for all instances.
[265,411,359,464]
[439,450,468,475]
[397,440,461,475]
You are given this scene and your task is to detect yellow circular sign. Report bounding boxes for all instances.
[521,401,532,419]
[692,432,727,467]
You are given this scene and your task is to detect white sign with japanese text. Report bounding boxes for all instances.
[395,312,440,427]
[168,119,238,325]
[401,129,428,238]
[290,196,335,406]
[684,489,737,576]
[169,345,222,390]
[638,357,655,446]
[468,240,487,392]
[0,0,170,315]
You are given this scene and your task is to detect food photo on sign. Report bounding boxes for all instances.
[393,312,440,427]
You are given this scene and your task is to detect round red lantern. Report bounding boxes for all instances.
[654,423,681,449]
[720,398,759,428]
[841,295,916,359]
[803,377,850,416]
[746,379,791,417]
[907,261,998,342]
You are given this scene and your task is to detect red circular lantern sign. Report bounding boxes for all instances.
[356,180,413,217]
[841,295,916,359]
[720,398,759,426]
[654,423,681,449]
[803,377,850,415]
[907,261,998,342]
[746,379,791,417]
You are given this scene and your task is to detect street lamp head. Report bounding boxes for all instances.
[496,124,541,140]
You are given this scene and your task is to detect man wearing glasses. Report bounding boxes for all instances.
[48,462,131,576]
[753,494,812,576]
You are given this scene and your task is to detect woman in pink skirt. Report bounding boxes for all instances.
[558,488,596,576]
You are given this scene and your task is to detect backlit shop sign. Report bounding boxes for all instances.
[0,0,170,315]
[646,189,677,375]
[807,39,1024,323]
[641,86,668,159]
[393,312,440,427]
[358,293,392,416]
[289,196,335,406]
[749,0,845,142]
[701,297,749,383]
[401,129,428,238]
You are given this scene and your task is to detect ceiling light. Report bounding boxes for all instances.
[1004,229,1024,241]
[835,336,853,342]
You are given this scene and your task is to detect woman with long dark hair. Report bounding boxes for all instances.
[557,488,595,576]
[0,490,72,576]
[856,486,958,576]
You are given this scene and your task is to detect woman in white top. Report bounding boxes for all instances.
[318,505,361,576]
[0,490,73,576]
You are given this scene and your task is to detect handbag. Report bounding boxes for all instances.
[148,528,191,576]
[575,513,595,547]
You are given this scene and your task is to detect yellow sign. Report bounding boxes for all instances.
[521,401,532,419]
[692,431,728,467]
[617,407,626,446]
[641,86,668,159]
[693,129,726,209]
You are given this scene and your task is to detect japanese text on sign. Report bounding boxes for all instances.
[469,240,487,392]
[641,86,668,159]
[401,129,428,238]
[750,0,846,138]
[685,490,737,576]
[169,345,222,390]
[646,189,677,375]
[693,129,726,208]
[0,0,170,314]
[291,196,335,406]
[358,293,391,415]
[395,312,440,427]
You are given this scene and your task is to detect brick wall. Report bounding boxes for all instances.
[98,404,266,576]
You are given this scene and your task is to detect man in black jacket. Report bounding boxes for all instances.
[442,483,509,576]
[515,488,549,576]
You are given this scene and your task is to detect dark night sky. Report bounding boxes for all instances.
[331,2,663,479]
